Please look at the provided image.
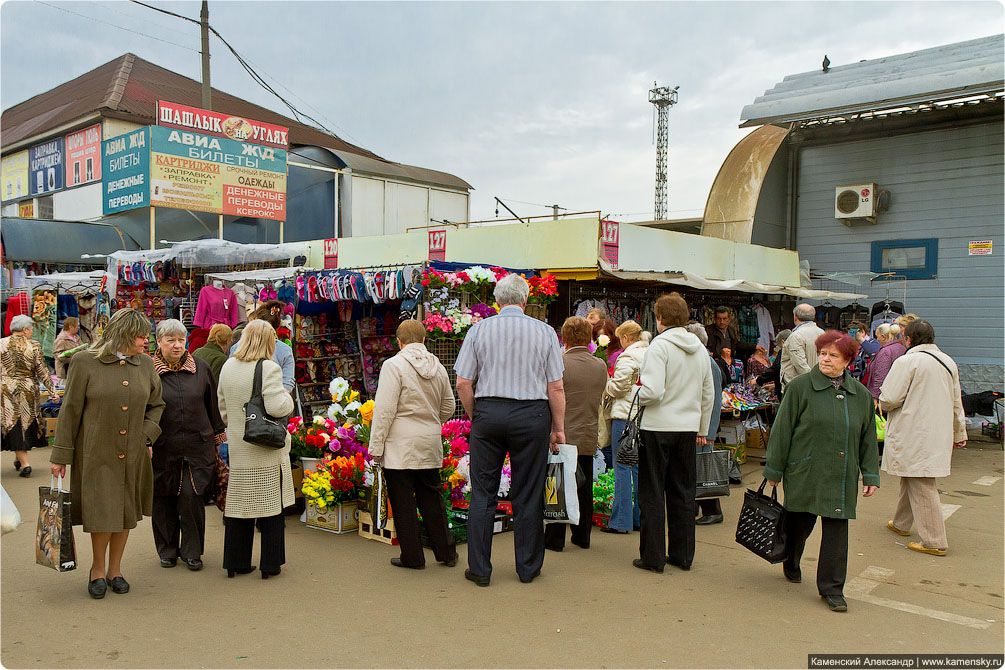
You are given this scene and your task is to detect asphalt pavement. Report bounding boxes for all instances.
[2,433,1002,669]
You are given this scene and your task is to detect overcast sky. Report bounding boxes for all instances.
[2,1,1002,224]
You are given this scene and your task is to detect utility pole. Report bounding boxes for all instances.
[200,0,212,110]
[648,83,678,220]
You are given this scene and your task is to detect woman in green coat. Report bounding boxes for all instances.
[764,330,879,613]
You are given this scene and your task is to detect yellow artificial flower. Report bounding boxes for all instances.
[348,390,360,403]
[359,400,375,424]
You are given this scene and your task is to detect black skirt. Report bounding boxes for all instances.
[1,419,48,451]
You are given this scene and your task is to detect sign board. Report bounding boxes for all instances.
[18,201,34,218]
[149,126,287,220]
[968,240,993,256]
[29,138,64,195]
[102,128,151,215]
[1,151,29,202]
[323,238,339,269]
[64,124,102,187]
[428,230,446,261]
[601,220,620,269]
[157,100,289,149]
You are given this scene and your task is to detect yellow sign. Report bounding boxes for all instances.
[18,201,34,218]
[1,150,29,202]
[968,240,992,256]
[150,152,222,213]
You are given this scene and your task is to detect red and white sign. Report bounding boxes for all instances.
[601,220,619,269]
[323,238,339,269]
[157,101,290,149]
[968,240,993,256]
[428,230,447,262]
[64,124,102,187]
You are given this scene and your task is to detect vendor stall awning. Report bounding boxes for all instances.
[1,218,141,264]
[599,258,867,301]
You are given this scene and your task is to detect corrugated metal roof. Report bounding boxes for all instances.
[1,54,471,191]
[740,34,1005,128]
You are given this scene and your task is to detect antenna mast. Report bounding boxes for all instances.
[648,83,678,220]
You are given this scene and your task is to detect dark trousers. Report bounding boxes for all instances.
[784,512,849,596]
[223,513,285,572]
[638,430,697,568]
[468,398,551,580]
[697,498,722,518]
[152,474,206,561]
[384,467,457,567]
[544,454,594,550]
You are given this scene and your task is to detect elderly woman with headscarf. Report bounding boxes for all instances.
[53,316,83,381]
[50,308,165,599]
[2,314,60,477]
[151,319,226,571]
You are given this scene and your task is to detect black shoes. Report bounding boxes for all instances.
[464,569,490,587]
[729,477,742,485]
[105,576,129,594]
[441,555,458,567]
[261,568,281,580]
[695,514,724,525]
[783,565,802,583]
[571,540,590,550]
[600,527,628,534]
[390,558,424,569]
[520,569,542,584]
[87,577,107,599]
[13,460,20,471]
[160,558,177,568]
[227,566,256,578]
[633,558,665,574]
[183,558,203,571]
[19,466,32,478]
[822,594,848,612]
[666,558,691,571]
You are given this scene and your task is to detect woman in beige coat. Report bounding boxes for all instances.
[50,308,165,599]
[217,320,295,579]
[368,320,456,569]
[880,320,966,556]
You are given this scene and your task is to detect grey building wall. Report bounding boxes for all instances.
[751,144,789,249]
[794,121,1004,393]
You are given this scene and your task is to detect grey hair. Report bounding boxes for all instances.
[155,319,187,340]
[685,322,708,346]
[90,308,150,358]
[793,303,816,322]
[494,274,530,306]
[775,329,792,346]
[9,315,34,332]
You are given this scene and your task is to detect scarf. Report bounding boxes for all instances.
[154,350,196,374]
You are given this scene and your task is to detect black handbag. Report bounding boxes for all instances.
[243,359,288,450]
[735,478,788,563]
[615,393,644,467]
[696,449,730,499]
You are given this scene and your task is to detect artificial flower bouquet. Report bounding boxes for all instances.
[287,415,338,461]
[301,452,369,509]
[438,418,513,506]
[422,303,498,340]
[592,333,611,361]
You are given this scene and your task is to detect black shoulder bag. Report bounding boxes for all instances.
[243,359,288,450]
[615,392,645,467]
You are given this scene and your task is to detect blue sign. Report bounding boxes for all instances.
[29,137,64,195]
[102,128,150,215]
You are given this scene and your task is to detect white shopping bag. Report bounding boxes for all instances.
[543,443,580,526]
[1,484,21,535]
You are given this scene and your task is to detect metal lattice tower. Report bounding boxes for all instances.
[649,83,678,220]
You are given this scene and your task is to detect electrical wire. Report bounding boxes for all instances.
[496,196,567,210]
[33,0,199,52]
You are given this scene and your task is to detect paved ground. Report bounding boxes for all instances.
[2,432,1002,669]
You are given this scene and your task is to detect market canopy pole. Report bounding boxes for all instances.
[200,0,212,111]
[149,207,156,250]
[218,213,223,240]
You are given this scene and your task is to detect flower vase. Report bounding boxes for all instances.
[299,457,322,522]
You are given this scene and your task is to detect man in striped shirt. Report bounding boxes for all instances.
[455,274,566,586]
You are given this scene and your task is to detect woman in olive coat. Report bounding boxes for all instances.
[50,309,165,599]
[764,330,879,613]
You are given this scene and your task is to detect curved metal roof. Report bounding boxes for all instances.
[740,34,1004,128]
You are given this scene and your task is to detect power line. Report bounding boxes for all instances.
[33,1,199,52]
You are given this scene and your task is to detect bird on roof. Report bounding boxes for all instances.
[822,55,831,72]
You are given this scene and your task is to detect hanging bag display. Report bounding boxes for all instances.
[615,393,644,467]
[735,478,788,564]
[36,474,77,572]
[243,359,288,450]
[695,449,731,499]
[543,443,581,525]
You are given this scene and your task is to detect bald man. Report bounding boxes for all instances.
[779,303,824,390]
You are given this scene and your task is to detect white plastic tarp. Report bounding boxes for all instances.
[204,267,312,283]
[24,270,106,289]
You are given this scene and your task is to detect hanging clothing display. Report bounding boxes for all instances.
[3,292,30,336]
[193,284,239,328]
[753,304,776,351]
[31,289,58,359]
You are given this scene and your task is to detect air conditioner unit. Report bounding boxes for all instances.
[835,183,877,224]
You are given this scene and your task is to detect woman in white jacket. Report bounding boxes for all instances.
[368,320,457,569]
[602,321,649,534]
[634,294,714,573]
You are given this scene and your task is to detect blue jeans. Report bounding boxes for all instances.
[609,419,641,531]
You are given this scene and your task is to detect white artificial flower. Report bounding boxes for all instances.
[327,404,345,422]
[597,334,611,347]
[329,377,350,403]
[344,400,362,414]
[312,415,326,426]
